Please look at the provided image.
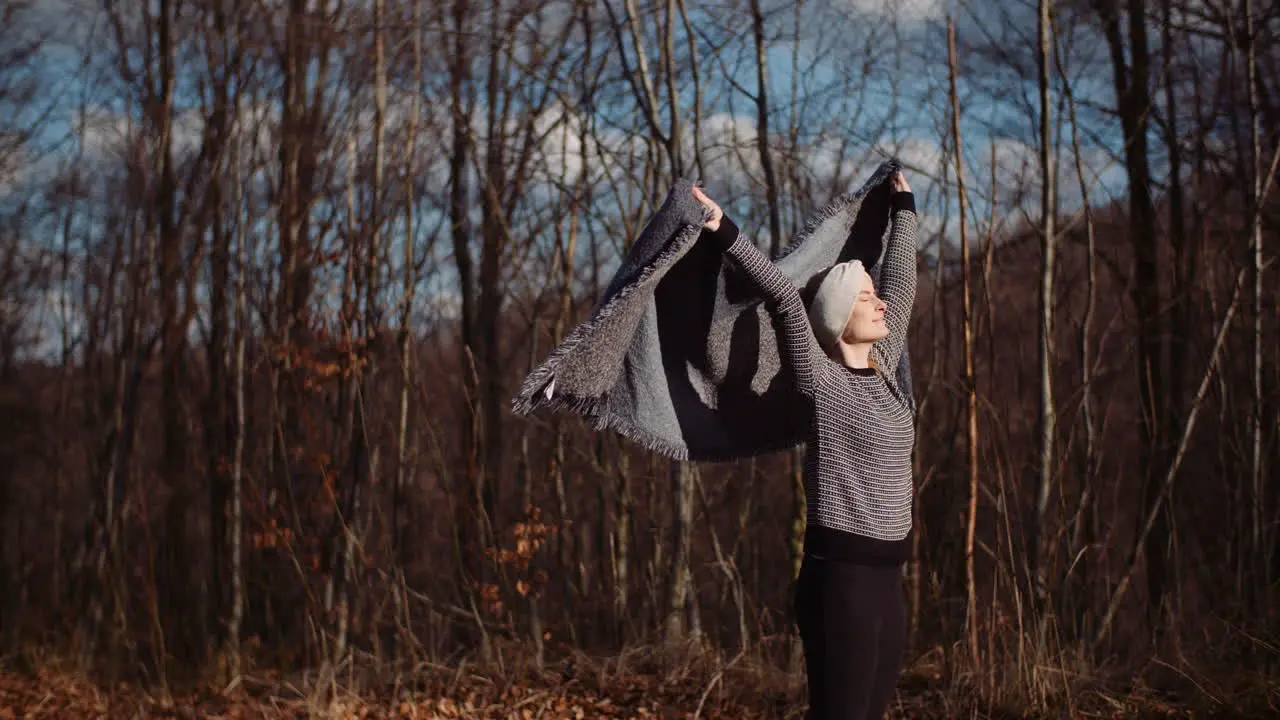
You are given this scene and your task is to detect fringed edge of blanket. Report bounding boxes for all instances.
[510,218,709,420]
[516,389,695,460]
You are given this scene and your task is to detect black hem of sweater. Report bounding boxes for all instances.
[891,191,915,214]
[804,524,911,566]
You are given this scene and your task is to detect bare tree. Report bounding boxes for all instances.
[1058,34,1099,636]
[1089,0,1169,635]
[749,0,781,256]
[1032,0,1057,621]
[948,15,981,670]
[1242,0,1269,626]
[447,0,480,594]
[197,0,248,671]
[394,0,427,577]
[605,0,684,177]
[226,106,250,679]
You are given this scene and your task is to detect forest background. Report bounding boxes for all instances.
[0,0,1277,716]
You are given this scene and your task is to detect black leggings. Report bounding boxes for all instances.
[794,556,907,720]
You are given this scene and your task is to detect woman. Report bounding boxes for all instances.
[693,172,918,720]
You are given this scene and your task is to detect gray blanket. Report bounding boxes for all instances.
[512,159,912,462]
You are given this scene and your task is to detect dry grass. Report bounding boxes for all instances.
[1,639,1276,719]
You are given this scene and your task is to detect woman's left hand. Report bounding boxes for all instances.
[692,186,723,231]
[890,171,911,194]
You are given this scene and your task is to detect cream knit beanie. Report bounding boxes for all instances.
[806,259,871,352]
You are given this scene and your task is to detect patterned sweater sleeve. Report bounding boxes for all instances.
[703,217,835,399]
[870,193,919,388]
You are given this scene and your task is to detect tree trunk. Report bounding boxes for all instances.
[1243,0,1270,628]
[749,0,782,255]
[448,0,480,596]
[203,0,239,663]
[676,0,704,178]
[1032,0,1057,621]
[394,0,427,591]
[665,460,696,644]
[476,0,507,571]
[1060,44,1099,640]
[1092,0,1167,639]
[141,0,198,680]
[948,16,981,670]
[613,445,633,644]
[226,120,249,681]
[274,0,329,581]
[330,133,361,668]
[661,0,683,178]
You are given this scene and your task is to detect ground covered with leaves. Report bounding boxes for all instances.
[1,652,1274,719]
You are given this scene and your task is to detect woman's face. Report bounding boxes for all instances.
[840,273,889,344]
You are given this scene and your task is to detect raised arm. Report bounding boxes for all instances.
[870,188,919,381]
[700,214,835,399]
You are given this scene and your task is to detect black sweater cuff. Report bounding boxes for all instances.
[891,191,916,214]
[701,215,740,251]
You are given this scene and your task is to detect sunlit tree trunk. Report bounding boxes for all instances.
[1059,45,1099,640]
[948,15,980,670]
[1243,0,1270,628]
[222,109,247,681]
[665,460,697,643]
[1032,0,1057,624]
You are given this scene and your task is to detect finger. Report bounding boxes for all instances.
[694,188,719,212]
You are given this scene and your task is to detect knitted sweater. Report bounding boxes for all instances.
[706,193,919,565]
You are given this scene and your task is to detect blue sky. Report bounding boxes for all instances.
[9,0,1160,361]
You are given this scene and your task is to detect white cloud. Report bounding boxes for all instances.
[885,136,945,174]
[989,137,1038,195]
[840,0,947,23]
[76,104,205,166]
[699,112,763,189]
[528,103,594,186]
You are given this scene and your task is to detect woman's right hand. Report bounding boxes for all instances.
[692,186,723,231]
[890,170,911,194]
